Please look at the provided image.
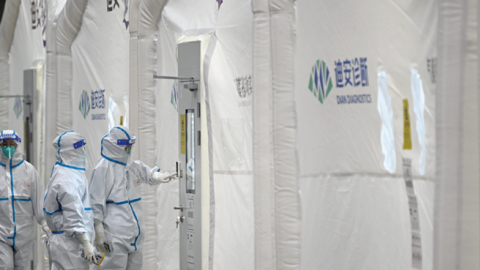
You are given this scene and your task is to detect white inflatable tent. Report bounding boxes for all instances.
[0,0,478,269]
[435,0,480,269]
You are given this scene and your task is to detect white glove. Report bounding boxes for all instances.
[94,220,110,253]
[77,233,97,264]
[152,171,177,183]
[40,220,51,238]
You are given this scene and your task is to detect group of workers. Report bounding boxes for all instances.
[0,126,177,270]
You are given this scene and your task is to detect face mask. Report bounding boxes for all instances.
[2,146,16,159]
[126,149,132,155]
[83,152,89,169]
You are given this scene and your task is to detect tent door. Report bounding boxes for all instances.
[177,41,202,270]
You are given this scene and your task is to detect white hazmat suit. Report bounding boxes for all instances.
[44,131,96,269]
[89,126,175,269]
[0,130,49,270]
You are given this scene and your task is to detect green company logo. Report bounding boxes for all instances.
[308,60,333,103]
[79,90,90,119]
[13,97,22,119]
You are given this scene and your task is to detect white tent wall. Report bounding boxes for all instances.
[0,0,461,270]
[434,0,480,269]
[0,0,20,130]
[252,0,276,268]
[129,0,140,162]
[44,0,66,212]
[295,1,436,270]
[252,0,301,269]
[206,2,255,267]
[70,0,130,176]
[137,0,168,268]
[8,0,46,142]
[55,0,87,134]
[42,2,67,267]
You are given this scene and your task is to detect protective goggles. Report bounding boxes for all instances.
[0,132,21,143]
[73,138,87,149]
[117,136,136,146]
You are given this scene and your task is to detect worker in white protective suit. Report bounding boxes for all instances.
[89,126,177,269]
[43,131,97,269]
[0,130,51,270]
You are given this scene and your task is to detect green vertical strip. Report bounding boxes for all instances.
[309,75,314,94]
[322,61,326,78]
[326,80,333,97]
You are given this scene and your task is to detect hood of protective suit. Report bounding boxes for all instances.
[53,131,87,168]
[101,126,136,166]
[0,130,24,165]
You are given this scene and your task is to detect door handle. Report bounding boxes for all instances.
[176,216,185,229]
[174,205,184,211]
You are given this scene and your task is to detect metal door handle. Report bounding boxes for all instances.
[175,216,185,229]
[174,205,184,211]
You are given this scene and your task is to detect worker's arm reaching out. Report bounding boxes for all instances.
[127,160,177,186]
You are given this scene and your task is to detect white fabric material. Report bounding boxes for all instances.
[252,0,275,269]
[56,0,88,133]
[411,69,426,176]
[138,1,168,268]
[88,126,161,269]
[44,131,92,234]
[211,8,256,268]
[0,0,20,131]
[44,131,94,270]
[293,1,436,270]
[253,0,300,268]
[378,71,396,173]
[128,0,140,162]
[270,1,301,269]
[434,0,479,269]
[0,240,33,270]
[45,0,67,208]
[0,130,45,269]
[48,234,90,270]
[71,0,131,181]
[8,0,46,141]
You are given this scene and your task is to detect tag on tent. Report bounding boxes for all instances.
[403,99,412,150]
[403,158,422,269]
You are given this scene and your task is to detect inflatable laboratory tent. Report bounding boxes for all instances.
[253,0,436,269]
[5,0,471,269]
[434,0,480,269]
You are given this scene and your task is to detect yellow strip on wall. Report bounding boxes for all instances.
[181,114,186,154]
[403,99,412,150]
